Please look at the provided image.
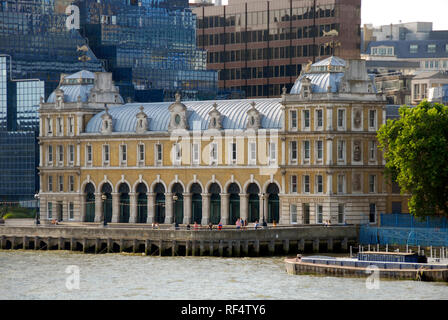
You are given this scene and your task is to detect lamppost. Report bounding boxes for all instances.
[34,193,40,226]
[261,193,267,229]
[101,194,107,226]
[173,194,179,230]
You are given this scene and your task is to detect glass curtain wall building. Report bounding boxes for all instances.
[0,0,103,202]
[76,0,218,101]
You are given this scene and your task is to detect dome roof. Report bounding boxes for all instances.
[85,98,283,133]
[290,56,346,95]
[47,70,95,103]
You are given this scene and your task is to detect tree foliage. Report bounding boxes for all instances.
[377,101,448,218]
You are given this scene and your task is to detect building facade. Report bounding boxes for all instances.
[192,0,361,99]
[411,71,448,105]
[38,56,408,225]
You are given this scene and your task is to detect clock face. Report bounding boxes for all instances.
[175,114,181,125]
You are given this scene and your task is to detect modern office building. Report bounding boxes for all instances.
[192,0,361,98]
[0,0,103,202]
[75,0,218,102]
[38,56,409,225]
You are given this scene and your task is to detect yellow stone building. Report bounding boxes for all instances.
[38,57,408,226]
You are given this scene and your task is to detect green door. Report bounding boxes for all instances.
[137,193,147,223]
[155,194,165,223]
[248,194,259,222]
[85,193,95,222]
[229,194,240,225]
[268,194,279,223]
[174,193,183,224]
[210,194,221,224]
[120,194,130,223]
[192,193,202,224]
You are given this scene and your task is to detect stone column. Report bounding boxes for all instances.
[327,172,333,195]
[201,193,210,225]
[129,192,137,223]
[183,193,192,224]
[326,106,333,131]
[39,143,43,167]
[79,193,87,221]
[146,192,155,224]
[94,192,102,222]
[261,194,268,223]
[326,138,333,165]
[164,192,173,224]
[76,143,81,166]
[220,193,229,225]
[111,192,120,223]
[239,193,248,222]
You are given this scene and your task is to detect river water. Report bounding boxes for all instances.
[0,250,447,300]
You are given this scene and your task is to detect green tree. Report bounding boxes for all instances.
[377,101,448,218]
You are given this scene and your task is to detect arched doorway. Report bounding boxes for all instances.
[84,183,95,222]
[118,183,130,223]
[266,183,280,223]
[101,183,113,223]
[227,183,240,225]
[191,183,202,224]
[154,183,165,223]
[136,183,147,223]
[247,183,260,223]
[209,183,221,224]
[172,183,184,224]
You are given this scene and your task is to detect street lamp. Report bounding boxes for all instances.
[34,193,40,226]
[101,194,107,226]
[173,194,179,230]
[261,193,267,229]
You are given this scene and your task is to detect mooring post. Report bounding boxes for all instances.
[406,244,408,253]
[386,243,388,252]
[368,244,370,252]
[172,240,177,256]
[227,240,233,257]
[298,239,305,252]
[119,239,125,253]
[82,238,87,253]
[185,240,190,256]
[159,240,163,256]
[235,240,241,257]
[218,240,224,257]
[350,246,353,258]
[23,236,28,250]
[58,237,64,250]
[144,239,150,255]
[95,238,100,254]
[35,236,40,250]
[283,239,290,254]
[327,238,333,252]
[377,244,379,252]
[192,241,197,256]
[430,246,433,258]
[46,237,51,250]
[254,240,260,256]
[268,240,275,255]
[243,240,249,256]
[313,238,320,253]
[133,239,138,253]
[107,238,112,253]
[70,238,75,251]
[209,241,214,256]
[341,237,348,251]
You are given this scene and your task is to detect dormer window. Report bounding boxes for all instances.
[101,105,113,134]
[246,102,261,130]
[208,103,222,130]
[168,92,189,132]
[135,106,148,134]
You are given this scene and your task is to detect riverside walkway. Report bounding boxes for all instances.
[0,222,358,256]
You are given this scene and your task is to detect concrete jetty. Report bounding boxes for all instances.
[0,223,357,257]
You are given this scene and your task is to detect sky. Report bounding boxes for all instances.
[361,0,448,30]
[217,0,448,30]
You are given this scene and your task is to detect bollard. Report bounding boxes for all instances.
[283,240,290,255]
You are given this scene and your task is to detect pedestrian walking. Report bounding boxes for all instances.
[254,220,259,230]
[218,222,223,231]
[208,222,213,230]
[236,218,241,229]
[194,221,199,230]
